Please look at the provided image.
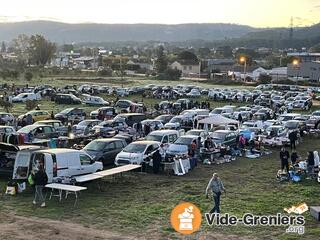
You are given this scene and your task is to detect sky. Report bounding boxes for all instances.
[0,0,319,27]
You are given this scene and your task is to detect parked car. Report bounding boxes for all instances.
[265,125,287,137]
[83,138,127,165]
[82,94,109,106]
[17,125,58,140]
[18,110,51,123]
[0,126,16,135]
[145,130,180,145]
[92,120,127,135]
[0,112,15,125]
[114,113,146,127]
[12,92,41,102]
[12,148,103,182]
[115,141,160,165]
[154,114,174,124]
[54,108,86,124]
[54,94,82,104]
[90,107,116,119]
[114,100,142,114]
[210,130,237,147]
[33,120,67,135]
[73,120,101,135]
[166,135,199,160]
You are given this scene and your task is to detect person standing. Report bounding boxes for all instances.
[291,150,299,166]
[205,173,226,214]
[288,131,297,150]
[307,151,315,177]
[33,164,48,207]
[280,147,290,172]
[152,149,162,174]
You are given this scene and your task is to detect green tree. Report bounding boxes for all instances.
[154,46,168,73]
[177,51,198,61]
[12,34,30,63]
[28,35,56,65]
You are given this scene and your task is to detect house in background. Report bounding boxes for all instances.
[206,59,235,73]
[170,59,200,77]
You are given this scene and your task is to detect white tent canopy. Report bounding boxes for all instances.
[198,114,239,125]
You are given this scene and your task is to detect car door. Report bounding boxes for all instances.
[102,142,117,164]
[79,153,94,175]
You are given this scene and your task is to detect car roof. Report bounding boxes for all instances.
[130,140,159,145]
[92,138,123,143]
[149,130,178,135]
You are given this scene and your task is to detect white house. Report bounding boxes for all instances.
[170,60,200,77]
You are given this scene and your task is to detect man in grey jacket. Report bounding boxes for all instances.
[205,173,226,214]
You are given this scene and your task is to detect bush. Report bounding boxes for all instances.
[258,74,272,84]
[156,68,181,80]
[26,100,38,110]
[98,68,112,77]
[0,99,13,112]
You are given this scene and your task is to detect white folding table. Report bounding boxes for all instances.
[45,183,87,206]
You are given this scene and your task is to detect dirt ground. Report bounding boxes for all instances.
[0,213,135,240]
[0,212,253,240]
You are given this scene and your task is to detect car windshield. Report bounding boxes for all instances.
[122,144,147,153]
[17,125,36,134]
[60,108,73,114]
[212,109,223,114]
[212,132,227,140]
[170,117,182,123]
[146,135,163,142]
[84,141,107,151]
[78,121,91,126]
[313,112,320,116]
[285,122,299,128]
[174,137,193,145]
[279,116,294,121]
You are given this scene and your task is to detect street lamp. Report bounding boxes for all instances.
[292,59,300,82]
[240,56,247,81]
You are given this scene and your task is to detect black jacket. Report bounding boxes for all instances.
[280,151,290,162]
[33,169,48,186]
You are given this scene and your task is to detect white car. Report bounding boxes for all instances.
[166,135,198,159]
[115,88,129,97]
[12,93,41,102]
[82,94,109,106]
[73,120,101,134]
[186,89,201,97]
[115,141,160,165]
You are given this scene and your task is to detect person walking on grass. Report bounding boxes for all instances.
[33,163,48,207]
[205,173,226,214]
[280,147,290,173]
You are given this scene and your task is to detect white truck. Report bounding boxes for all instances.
[12,148,103,183]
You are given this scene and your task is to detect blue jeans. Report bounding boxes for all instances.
[210,192,221,213]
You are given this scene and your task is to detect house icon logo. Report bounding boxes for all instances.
[170,202,202,235]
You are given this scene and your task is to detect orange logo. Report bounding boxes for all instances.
[170,202,202,235]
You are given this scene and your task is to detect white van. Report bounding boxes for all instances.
[12,148,103,183]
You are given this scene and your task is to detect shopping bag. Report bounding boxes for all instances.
[17,182,26,193]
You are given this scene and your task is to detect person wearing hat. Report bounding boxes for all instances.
[205,173,226,214]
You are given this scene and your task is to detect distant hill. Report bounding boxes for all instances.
[0,21,256,43]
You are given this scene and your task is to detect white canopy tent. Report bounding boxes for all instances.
[198,114,239,131]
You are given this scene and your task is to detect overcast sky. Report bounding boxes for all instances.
[0,0,319,27]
